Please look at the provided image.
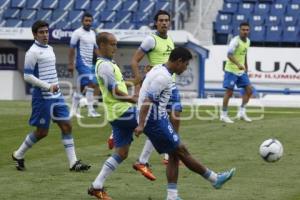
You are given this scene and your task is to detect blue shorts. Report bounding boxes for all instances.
[110,107,138,148]
[76,65,97,87]
[29,97,70,129]
[166,86,182,112]
[223,71,251,90]
[144,116,181,154]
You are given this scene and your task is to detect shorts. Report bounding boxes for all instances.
[76,65,98,87]
[166,86,182,113]
[29,97,70,129]
[143,116,181,154]
[110,107,138,148]
[223,71,251,90]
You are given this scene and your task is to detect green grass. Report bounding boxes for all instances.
[1,101,300,200]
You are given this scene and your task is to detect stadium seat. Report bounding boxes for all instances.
[265,15,280,26]
[232,25,240,36]
[42,0,58,10]
[281,15,298,26]
[282,26,299,43]
[259,0,274,2]
[254,3,270,15]
[133,11,152,23]
[119,22,136,29]
[86,9,101,20]
[232,14,248,26]
[216,12,232,25]
[139,0,156,13]
[238,3,255,15]
[225,0,240,3]
[36,10,52,21]
[122,0,138,12]
[10,0,26,9]
[74,0,90,10]
[291,0,300,3]
[104,22,119,29]
[4,8,20,19]
[20,9,36,20]
[22,19,35,27]
[58,0,74,11]
[222,2,238,13]
[71,20,81,29]
[242,0,257,2]
[54,20,71,29]
[286,4,300,16]
[270,3,286,15]
[68,10,84,24]
[0,0,10,10]
[155,1,172,13]
[100,11,117,22]
[265,25,282,42]
[249,25,266,42]
[90,0,106,11]
[116,11,133,22]
[106,0,122,11]
[249,14,265,26]
[275,0,289,4]
[5,18,22,27]
[26,0,42,10]
[214,23,232,34]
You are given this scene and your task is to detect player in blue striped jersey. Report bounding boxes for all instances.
[12,20,90,172]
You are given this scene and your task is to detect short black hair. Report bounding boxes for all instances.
[31,20,49,34]
[154,10,171,22]
[169,47,192,62]
[240,22,250,28]
[82,12,93,21]
[96,32,112,47]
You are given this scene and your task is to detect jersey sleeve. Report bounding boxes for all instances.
[96,62,117,91]
[227,37,239,55]
[146,74,170,102]
[24,50,37,75]
[139,35,155,53]
[70,30,79,48]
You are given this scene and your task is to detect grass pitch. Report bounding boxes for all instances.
[0,100,300,200]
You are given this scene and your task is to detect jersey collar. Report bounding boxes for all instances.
[34,40,48,48]
[163,64,173,75]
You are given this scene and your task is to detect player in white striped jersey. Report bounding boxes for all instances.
[68,12,100,118]
[12,20,90,172]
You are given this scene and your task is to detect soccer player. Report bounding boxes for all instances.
[68,12,100,118]
[88,32,137,200]
[135,47,236,200]
[12,20,90,172]
[220,22,253,123]
[131,10,181,180]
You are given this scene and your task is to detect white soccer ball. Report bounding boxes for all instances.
[259,139,283,162]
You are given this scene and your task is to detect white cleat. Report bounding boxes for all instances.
[70,110,84,119]
[237,112,252,122]
[88,110,101,118]
[220,115,234,123]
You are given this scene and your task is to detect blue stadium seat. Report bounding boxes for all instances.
[242,0,257,2]
[286,3,300,16]
[95,22,104,29]
[90,0,106,11]
[238,3,255,15]
[225,0,240,3]
[249,25,266,41]
[5,19,22,27]
[22,19,35,27]
[265,25,282,42]
[58,0,74,11]
[42,0,58,9]
[214,23,232,34]
[291,0,300,3]
[74,0,90,10]
[26,0,42,10]
[254,3,270,15]
[260,0,274,2]
[155,1,172,13]
[71,20,81,29]
[270,3,286,15]
[4,8,20,19]
[232,14,248,26]
[122,0,138,12]
[222,2,238,13]
[105,22,121,29]
[249,14,265,26]
[232,25,240,35]
[119,22,136,29]
[133,11,152,23]
[10,0,26,9]
[282,26,299,42]
[139,0,156,13]
[0,0,10,10]
[216,12,232,25]
[86,9,101,20]
[275,0,289,3]
[51,10,68,21]
[116,11,133,22]
[281,15,298,26]
[20,9,36,20]
[214,23,232,44]
[265,15,280,26]
[100,11,117,22]
[106,0,122,11]
[54,20,71,29]
[68,11,84,23]
[36,10,52,21]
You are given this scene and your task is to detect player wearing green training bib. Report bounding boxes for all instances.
[220,22,253,124]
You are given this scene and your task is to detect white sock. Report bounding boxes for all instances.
[71,92,81,113]
[164,153,169,161]
[61,134,77,168]
[240,106,246,113]
[222,110,228,116]
[138,139,155,164]
[92,154,123,189]
[15,132,39,159]
[167,183,178,200]
[203,169,218,184]
[86,87,95,113]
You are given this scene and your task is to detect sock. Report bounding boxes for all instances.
[240,106,246,113]
[14,132,39,159]
[167,183,178,200]
[203,169,218,184]
[138,139,155,164]
[71,92,81,114]
[222,108,228,116]
[92,154,123,189]
[164,153,169,161]
[61,134,77,168]
[86,87,95,113]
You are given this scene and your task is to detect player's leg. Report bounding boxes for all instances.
[70,91,83,118]
[221,72,236,123]
[166,152,180,200]
[237,74,252,122]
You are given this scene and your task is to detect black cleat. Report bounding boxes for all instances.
[70,160,91,172]
[12,153,25,171]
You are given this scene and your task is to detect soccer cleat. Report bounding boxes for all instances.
[237,112,252,122]
[88,110,101,118]
[220,115,234,123]
[107,134,114,150]
[69,109,84,118]
[212,168,236,189]
[133,162,156,181]
[12,152,25,171]
[166,197,183,200]
[70,160,91,172]
[88,186,112,200]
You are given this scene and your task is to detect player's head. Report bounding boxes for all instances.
[32,20,49,45]
[239,22,250,39]
[153,10,171,34]
[96,32,117,59]
[81,12,93,31]
[168,47,192,75]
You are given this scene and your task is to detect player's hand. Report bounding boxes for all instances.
[134,125,144,137]
[68,63,74,74]
[50,84,59,93]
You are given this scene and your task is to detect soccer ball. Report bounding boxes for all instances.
[259,139,283,162]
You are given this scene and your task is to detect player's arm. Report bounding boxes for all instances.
[227,38,245,70]
[130,49,146,85]
[244,53,248,72]
[134,97,151,137]
[68,31,78,74]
